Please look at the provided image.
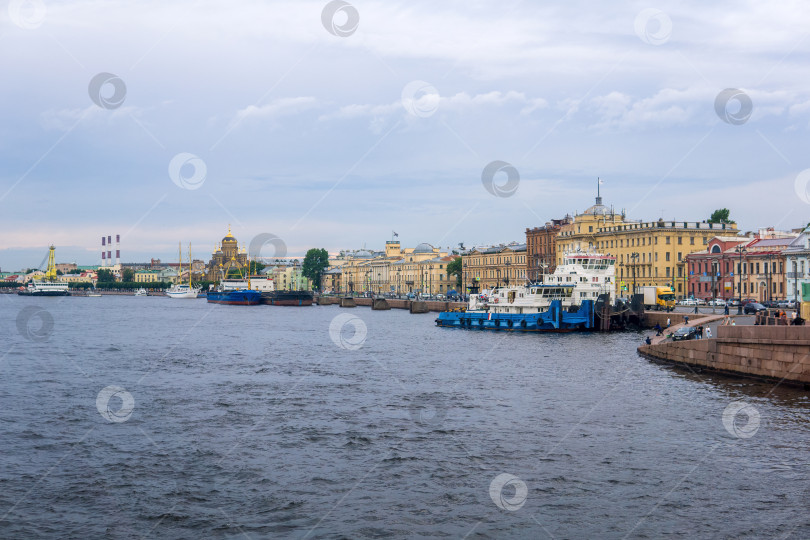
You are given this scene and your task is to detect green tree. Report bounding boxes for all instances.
[302,248,329,290]
[708,208,735,224]
[96,269,115,282]
[247,261,266,275]
[446,256,462,288]
[56,269,63,275]
[122,268,135,282]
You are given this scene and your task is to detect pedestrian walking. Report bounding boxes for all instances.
[694,305,699,314]
[724,305,729,315]
[706,327,712,338]
[666,317,671,328]
[684,315,689,325]
[654,323,662,336]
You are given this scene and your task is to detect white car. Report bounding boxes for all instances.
[680,298,698,306]
[709,298,726,306]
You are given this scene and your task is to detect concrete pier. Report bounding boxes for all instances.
[371,298,390,310]
[409,301,429,314]
[340,297,357,308]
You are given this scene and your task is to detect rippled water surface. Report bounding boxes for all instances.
[2,294,810,539]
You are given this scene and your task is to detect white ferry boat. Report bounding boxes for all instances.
[19,281,70,296]
[17,245,71,297]
[436,252,615,331]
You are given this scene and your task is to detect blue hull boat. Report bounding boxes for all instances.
[206,290,261,305]
[435,300,595,332]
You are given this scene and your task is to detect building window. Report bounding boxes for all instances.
[678,237,682,245]
[666,236,670,244]
[690,237,695,245]
[589,226,593,232]
[665,252,670,262]
[678,252,682,261]
[666,267,670,277]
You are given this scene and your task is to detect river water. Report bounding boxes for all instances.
[1,294,809,539]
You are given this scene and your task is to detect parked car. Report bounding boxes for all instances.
[680,298,698,306]
[709,298,726,306]
[744,302,767,314]
[672,327,698,341]
[695,298,707,305]
[778,299,797,309]
[726,299,740,307]
[762,300,780,308]
[741,298,757,306]
[434,294,445,300]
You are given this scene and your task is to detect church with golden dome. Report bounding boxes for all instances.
[206,226,249,281]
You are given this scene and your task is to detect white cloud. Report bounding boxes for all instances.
[232,96,319,124]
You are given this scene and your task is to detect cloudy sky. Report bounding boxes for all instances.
[1,0,810,270]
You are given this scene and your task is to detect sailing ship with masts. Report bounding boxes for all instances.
[165,243,202,299]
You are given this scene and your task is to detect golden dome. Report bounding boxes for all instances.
[222,224,237,244]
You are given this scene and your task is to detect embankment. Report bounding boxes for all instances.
[638,325,810,387]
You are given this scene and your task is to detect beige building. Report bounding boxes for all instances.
[461,243,527,292]
[555,194,737,298]
[326,241,453,295]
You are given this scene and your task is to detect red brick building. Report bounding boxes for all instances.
[526,216,572,281]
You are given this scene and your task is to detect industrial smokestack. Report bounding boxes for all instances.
[115,234,121,265]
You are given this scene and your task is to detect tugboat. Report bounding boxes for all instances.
[18,246,70,296]
[435,252,616,332]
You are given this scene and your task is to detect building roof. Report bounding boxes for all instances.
[413,243,435,254]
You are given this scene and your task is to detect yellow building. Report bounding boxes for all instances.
[329,241,451,295]
[555,195,737,298]
[461,243,527,292]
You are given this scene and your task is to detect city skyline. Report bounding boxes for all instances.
[3,1,810,269]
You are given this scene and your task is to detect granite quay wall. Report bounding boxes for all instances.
[638,325,810,387]
[642,312,688,329]
[318,296,465,312]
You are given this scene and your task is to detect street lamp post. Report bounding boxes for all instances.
[630,252,639,296]
[735,245,746,315]
[505,259,511,286]
[794,260,799,304]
